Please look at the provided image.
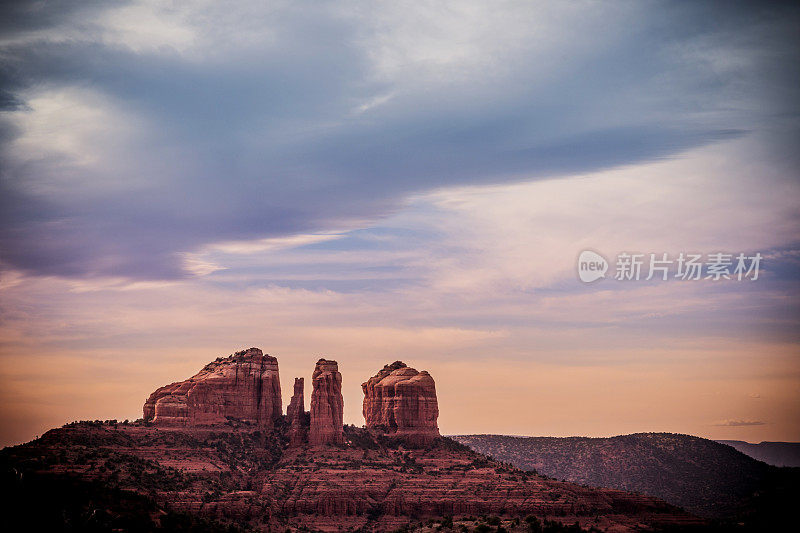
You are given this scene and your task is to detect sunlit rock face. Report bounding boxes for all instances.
[143,347,282,429]
[362,361,439,445]
[309,359,344,445]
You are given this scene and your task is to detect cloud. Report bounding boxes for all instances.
[713,419,766,427]
[0,0,116,39]
[0,1,797,280]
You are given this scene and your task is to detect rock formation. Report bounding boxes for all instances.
[309,359,344,445]
[286,377,305,420]
[7,348,709,532]
[286,377,308,446]
[142,347,282,429]
[362,361,439,445]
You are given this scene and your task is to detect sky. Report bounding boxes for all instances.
[0,1,798,447]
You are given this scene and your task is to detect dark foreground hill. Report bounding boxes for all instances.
[716,440,800,467]
[452,433,799,526]
[0,422,703,533]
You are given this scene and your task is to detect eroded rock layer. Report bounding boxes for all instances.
[309,359,344,445]
[362,361,439,444]
[142,348,282,429]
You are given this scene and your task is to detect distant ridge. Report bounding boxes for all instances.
[452,432,799,527]
[716,440,800,467]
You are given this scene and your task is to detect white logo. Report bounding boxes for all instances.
[578,250,608,283]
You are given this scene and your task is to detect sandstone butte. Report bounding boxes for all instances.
[142,347,282,429]
[1,348,705,532]
[362,361,440,445]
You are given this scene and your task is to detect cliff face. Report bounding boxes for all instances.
[362,361,439,445]
[142,348,282,429]
[309,359,344,445]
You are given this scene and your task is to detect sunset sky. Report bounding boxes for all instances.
[1,1,798,448]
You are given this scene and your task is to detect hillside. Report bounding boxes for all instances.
[0,422,702,532]
[716,440,800,467]
[452,433,799,526]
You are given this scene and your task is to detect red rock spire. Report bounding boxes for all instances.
[287,377,307,445]
[309,359,344,445]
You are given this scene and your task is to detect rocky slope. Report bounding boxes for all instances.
[453,433,800,527]
[1,422,701,533]
[362,361,440,445]
[142,348,282,429]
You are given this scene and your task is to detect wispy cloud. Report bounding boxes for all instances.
[713,420,766,427]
